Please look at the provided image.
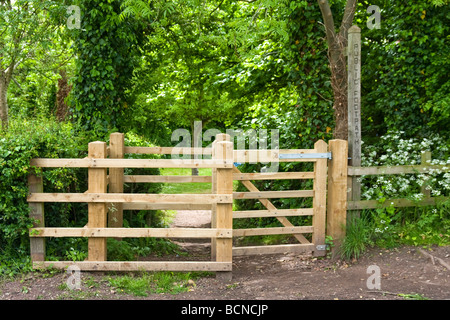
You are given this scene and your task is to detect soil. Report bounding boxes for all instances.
[0,210,449,301]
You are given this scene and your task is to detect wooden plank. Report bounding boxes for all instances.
[30,158,233,168]
[233,149,278,163]
[233,208,314,219]
[326,140,348,251]
[124,146,211,155]
[108,133,124,228]
[312,140,327,257]
[233,190,313,199]
[29,227,232,239]
[30,153,334,168]
[124,175,212,183]
[123,148,316,163]
[28,193,233,204]
[232,244,314,256]
[88,141,107,262]
[348,164,450,176]
[233,167,310,245]
[28,172,45,262]
[348,196,450,210]
[123,203,212,210]
[233,226,313,237]
[33,261,232,272]
[233,172,314,181]
[99,147,321,163]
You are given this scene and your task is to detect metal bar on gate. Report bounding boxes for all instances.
[279,153,332,160]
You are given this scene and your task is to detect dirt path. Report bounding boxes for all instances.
[0,210,449,301]
[167,209,450,300]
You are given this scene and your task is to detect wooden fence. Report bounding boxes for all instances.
[347,151,450,211]
[27,133,349,275]
[28,134,234,274]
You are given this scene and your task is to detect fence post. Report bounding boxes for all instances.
[421,151,432,199]
[312,140,328,257]
[327,139,348,254]
[28,171,45,264]
[108,132,124,228]
[213,133,233,281]
[88,141,108,261]
[211,133,229,260]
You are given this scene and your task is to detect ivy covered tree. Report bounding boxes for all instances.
[69,0,145,136]
[315,0,357,140]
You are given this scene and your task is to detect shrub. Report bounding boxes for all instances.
[356,131,450,247]
[361,131,450,201]
[0,117,87,275]
[0,121,178,274]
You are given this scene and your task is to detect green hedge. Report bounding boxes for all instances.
[0,119,171,275]
[0,118,87,275]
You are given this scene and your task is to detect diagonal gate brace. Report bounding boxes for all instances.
[232,167,310,245]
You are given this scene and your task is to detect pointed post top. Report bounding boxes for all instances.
[348,25,361,33]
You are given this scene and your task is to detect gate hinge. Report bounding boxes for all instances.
[279,152,332,160]
[315,245,327,251]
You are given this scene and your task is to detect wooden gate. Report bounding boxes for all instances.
[27,133,347,274]
[230,140,329,257]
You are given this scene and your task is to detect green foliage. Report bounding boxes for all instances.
[0,117,87,276]
[121,131,164,235]
[361,131,450,202]
[396,200,450,246]
[123,131,162,197]
[342,131,450,253]
[230,2,334,224]
[107,271,201,296]
[360,0,450,138]
[65,246,88,262]
[122,0,251,142]
[340,214,374,260]
[0,0,70,129]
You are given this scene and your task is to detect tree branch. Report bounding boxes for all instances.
[4,57,23,84]
[317,0,337,46]
[339,0,357,40]
[209,0,225,18]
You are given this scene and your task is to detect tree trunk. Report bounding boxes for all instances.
[317,0,357,141]
[55,69,72,122]
[328,35,348,140]
[0,74,9,131]
[191,120,202,176]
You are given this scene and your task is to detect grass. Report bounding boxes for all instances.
[159,167,239,194]
[160,168,212,194]
[106,271,210,296]
[340,214,374,260]
[339,202,450,260]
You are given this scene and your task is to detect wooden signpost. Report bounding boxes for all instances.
[347,25,362,220]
